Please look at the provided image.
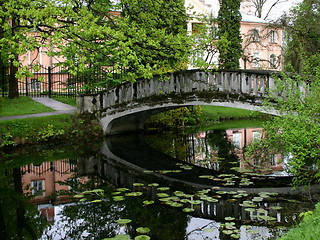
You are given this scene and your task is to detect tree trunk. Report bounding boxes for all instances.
[8,15,19,99]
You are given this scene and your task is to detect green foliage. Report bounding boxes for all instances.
[280,202,320,240]
[217,0,242,69]
[283,0,320,73]
[51,96,77,107]
[145,106,201,130]
[1,0,190,96]
[245,68,320,188]
[0,114,102,147]
[189,12,219,69]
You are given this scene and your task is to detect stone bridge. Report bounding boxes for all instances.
[77,69,282,135]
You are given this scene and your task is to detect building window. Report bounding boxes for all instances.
[270,30,277,43]
[270,54,277,69]
[32,180,45,196]
[270,154,277,166]
[253,52,260,68]
[252,28,260,42]
[253,131,261,141]
[30,79,41,91]
[233,132,242,149]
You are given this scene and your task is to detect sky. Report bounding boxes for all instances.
[205,0,303,20]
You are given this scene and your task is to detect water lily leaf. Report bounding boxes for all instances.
[189,200,203,205]
[167,202,183,207]
[241,225,252,229]
[225,217,235,221]
[113,196,125,201]
[199,175,214,179]
[183,208,195,213]
[247,230,259,234]
[231,233,241,239]
[79,198,87,202]
[252,197,264,202]
[157,187,170,191]
[180,199,191,203]
[116,219,132,224]
[222,230,234,235]
[134,235,150,240]
[259,215,277,221]
[143,170,153,173]
[133,183,144,187]
[126,192,143,197]
[157,193,169,198]
[174,191,185,197]
[143,200,154,205]
[257,208,268,214]
[148,183,159,187]
[270,206,283,210]
[216,191,227,194]
[112,192,122,195]
[103,234,131,240]
[117,188,129,192]
[136,227,150,234]
[91,199,102,203]
[244,208,256,212]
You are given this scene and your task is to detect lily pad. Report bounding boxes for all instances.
[103,234,131,240]
[148,183,159,187]
[133,183,144,187]
[113,196,125,201]
[203,228,215,232]
[157,187,170,191]
[270,206,283,210]
[157,193,169,198]
[225,217,235,221]
[136,227,150,234]
[143,200,154,205]
[135,235,150,240]
[126,192,143,197]
[117,188,129,192]
[116,219,132,225]
[183,208,195,213]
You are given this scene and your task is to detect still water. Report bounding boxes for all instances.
[1,121,318,240]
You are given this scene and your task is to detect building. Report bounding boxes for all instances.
[185,0,284,70]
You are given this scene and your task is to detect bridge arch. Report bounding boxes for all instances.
[77,69,281,135]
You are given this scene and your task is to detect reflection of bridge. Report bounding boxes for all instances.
[77,69,281,135]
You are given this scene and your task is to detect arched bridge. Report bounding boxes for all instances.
[77,69,281,135]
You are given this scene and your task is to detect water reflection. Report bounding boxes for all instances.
[145,127,287,176]
[0,125,318,240]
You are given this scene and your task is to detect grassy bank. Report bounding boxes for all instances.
[0,96,54,116]
[280,202,320,239]
[0,114,103,148]
[200,105,266,123]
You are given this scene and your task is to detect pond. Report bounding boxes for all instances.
[0,120,318,240]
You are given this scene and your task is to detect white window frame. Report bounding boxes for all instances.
[252,52,260,68]
[270,54,277,69]
[32,180,45,196]
[270,30,277,43]
[233,132,242,149]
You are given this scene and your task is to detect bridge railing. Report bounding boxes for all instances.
[77,69,284,114]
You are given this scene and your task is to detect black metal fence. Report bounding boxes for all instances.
[0,65,123,98]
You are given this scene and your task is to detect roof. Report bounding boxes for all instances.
[241,13,268,24]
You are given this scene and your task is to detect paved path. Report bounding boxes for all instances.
[0,97,77,121]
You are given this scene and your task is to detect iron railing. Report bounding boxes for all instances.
[0,65,125,98]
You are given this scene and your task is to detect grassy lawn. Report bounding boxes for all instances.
[0,96,54,117]
[0,114,73,139]
[51,96,77,107]
[200,105,266,122]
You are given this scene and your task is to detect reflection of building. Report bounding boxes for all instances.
[226,128,284,173]
[21,159,76,205]
[189,127,284,174]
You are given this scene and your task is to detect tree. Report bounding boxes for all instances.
[245,67,320,188]
[281,0,320,73]
[217,0,243,69]
[250,0,289,20]
[0,0,190,98]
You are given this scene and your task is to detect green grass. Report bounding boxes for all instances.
[280,202,320,240]
[51,96,77,107]
[200,105,266,122]
[0,114,73,139]
[0,96,54,117]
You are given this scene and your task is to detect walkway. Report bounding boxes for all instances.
[0,97,77,121]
